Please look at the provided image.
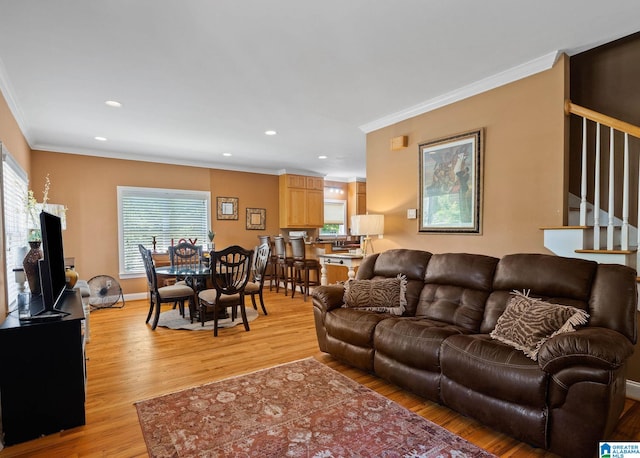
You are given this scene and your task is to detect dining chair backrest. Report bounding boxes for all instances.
[138,244,159,293]
[211,245,253,296]
[252,242,271,285]
[169,242,202,269]
[290,237,306,260]
[273,236,287,260]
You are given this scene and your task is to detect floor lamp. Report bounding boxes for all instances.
[351,214,384,256]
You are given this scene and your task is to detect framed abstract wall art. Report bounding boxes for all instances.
[246,208,266,230]
[419,129,483,233]
[216,196,238,220]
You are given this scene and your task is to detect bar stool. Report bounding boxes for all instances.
[290,237,320,301]
[273,236,293,295]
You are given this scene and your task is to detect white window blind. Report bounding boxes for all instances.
[321,199,346,235]
[118,187,210,276]
[324,201,346,224]
[2,144,28,309]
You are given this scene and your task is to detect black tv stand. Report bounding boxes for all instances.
[22,309,67,322]
[32,305,70,318]
[0,290,86,446]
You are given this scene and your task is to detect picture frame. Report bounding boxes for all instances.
[246,208,266,230]
[419,129,483,233]
[216,197,238,220]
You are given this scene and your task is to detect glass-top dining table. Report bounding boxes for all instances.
[155,265,212,279]
[155,265,214,319]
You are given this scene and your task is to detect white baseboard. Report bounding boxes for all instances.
[124,292,148,302]
[627,380,640,400]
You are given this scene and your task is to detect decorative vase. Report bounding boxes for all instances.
[65,267,79,289]
[23,241,43,295]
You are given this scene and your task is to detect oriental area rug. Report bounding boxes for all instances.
[155,307,258,331]
[135,357,495,457]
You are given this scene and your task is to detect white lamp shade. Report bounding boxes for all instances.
[351,214,384,236]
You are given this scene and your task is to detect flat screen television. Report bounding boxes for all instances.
[36,211,69,315]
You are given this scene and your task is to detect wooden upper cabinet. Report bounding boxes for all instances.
[348,181,367,226]
[306,176,324,191]
[287,174,307,189]
[305,188,324,227]
[279,174,325,228]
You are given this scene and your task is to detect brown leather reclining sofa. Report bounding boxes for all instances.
[312,249,637,458]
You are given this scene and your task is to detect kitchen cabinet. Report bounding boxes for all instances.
[348,181,366,226]
[279,174,324,228]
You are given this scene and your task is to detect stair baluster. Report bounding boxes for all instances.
[593,122,601,250]
[607,126,615,250]
[543,101,640,271]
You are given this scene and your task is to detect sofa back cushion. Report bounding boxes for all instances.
[416,253,499,332]
[481,253,597,334]
[356,249,432,316]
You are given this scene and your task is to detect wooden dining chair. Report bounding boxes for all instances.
[197,245,253,337]
[245,242,271,315]
[169,241,202,270]
[138,244,194,330]
[258,235,277,290]
[168,241,205,314]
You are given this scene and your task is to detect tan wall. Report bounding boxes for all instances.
[30,151,279,295]
[366,56,568,257]
[0,91,30,172]
[209,168,280,248]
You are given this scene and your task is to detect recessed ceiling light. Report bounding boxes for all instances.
[265,130,277,136]
[318,155,328,159]
[94,136,107,141]
[223,153,232,157]
[105,100,122,108]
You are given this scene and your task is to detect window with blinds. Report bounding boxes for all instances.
[321,199,346,235]
[118,187,211,276]
[2,145,28,309]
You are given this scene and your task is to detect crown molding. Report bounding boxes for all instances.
[32,144,284,176]
[359,50,562,134]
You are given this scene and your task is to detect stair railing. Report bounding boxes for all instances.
[565,100,640,251]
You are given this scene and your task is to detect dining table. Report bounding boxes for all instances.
[155,264,216,318]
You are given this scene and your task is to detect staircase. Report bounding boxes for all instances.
[543,101,640,272]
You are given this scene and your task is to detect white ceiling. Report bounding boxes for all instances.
[0,1,639,180]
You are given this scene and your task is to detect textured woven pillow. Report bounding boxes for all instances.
[343,274,407,315]
[490,290,590,361]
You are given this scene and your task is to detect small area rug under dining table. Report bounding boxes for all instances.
[135,357,495,457]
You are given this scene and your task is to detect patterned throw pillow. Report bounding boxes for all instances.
[343,274,408,315]
[490,290,590,361]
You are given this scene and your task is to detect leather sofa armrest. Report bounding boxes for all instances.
[312,285,345,313]
[538,327,634,373]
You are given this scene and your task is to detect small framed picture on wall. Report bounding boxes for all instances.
[217,197,238,220]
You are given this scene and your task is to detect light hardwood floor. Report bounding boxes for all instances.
[0,289,638,457]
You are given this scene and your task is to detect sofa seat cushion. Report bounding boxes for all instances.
[324,308,388,348]
[441,334,547,407]
[374,318,468,373]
